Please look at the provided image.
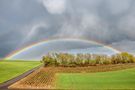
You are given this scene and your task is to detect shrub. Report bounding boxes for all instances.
[89,60,97,66]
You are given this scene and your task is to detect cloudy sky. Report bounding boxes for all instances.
[0,0,135,58]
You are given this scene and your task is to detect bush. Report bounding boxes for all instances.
[89,60,97,66]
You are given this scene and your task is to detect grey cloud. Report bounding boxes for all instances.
[1,0,135,58]
[106,0,132,15]
[39,0,67,14]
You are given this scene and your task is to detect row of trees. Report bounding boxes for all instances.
[42,52,135,67]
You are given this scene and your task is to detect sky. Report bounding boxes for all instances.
[0,0,135,58]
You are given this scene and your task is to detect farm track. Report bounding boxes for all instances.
[9,63,135,90]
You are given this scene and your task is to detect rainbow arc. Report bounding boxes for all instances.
[5,38,121,60]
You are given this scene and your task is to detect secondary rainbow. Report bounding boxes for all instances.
[5,38,121,60]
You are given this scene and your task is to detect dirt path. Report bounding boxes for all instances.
[0,65,42,90]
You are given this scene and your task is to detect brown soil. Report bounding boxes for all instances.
[9,63,135,89]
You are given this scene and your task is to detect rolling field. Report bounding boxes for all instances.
[9,63,135,89]
[56,68,135,89]
[0,60,41,83]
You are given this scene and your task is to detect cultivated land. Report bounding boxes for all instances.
[0,60,41,83]
[9,63,135,90]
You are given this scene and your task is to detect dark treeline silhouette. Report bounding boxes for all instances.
[42,52,135,67]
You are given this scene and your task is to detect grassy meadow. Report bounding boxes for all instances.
[56,68,135,89]
[0,60,41,83]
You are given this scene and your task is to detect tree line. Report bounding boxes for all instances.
[41,52,135,67]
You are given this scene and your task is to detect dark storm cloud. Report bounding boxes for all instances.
[0,0,135,58]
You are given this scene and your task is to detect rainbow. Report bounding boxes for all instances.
[5,38,121,60]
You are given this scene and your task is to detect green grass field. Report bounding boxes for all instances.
[56,68,135,89]
[0,60,41,83]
